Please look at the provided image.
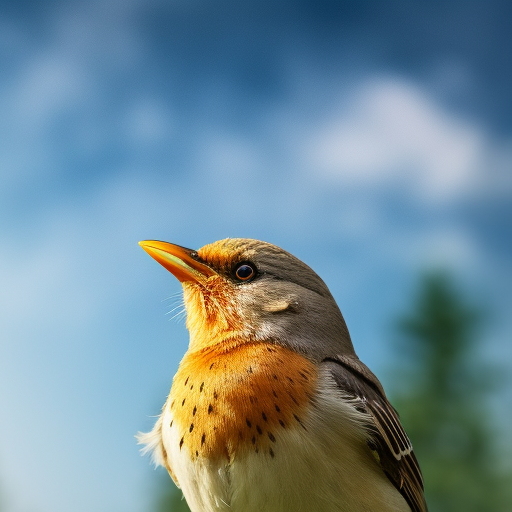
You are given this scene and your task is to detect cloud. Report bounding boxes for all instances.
[0,0,148,191]
[305,77,487,203]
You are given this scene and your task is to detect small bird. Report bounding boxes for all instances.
[138,238,427,512]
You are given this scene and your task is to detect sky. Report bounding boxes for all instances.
[0,1,511,511]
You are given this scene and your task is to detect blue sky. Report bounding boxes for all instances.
[1,1,511,511]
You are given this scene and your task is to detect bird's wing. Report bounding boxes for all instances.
[321,356,428,512]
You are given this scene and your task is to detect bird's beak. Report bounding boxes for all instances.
[139,240,217,284]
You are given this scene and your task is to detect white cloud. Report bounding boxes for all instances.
[306,77,486,202]
[0,1,146,189]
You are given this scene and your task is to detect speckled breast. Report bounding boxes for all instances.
[166,341,318,462]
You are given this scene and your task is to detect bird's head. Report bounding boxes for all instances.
[140,238,354,359]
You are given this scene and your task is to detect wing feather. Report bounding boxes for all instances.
[322,356,428,512]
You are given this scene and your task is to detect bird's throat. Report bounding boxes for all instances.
[183,280,252,352]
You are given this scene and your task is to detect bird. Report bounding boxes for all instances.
[138,238,427,512]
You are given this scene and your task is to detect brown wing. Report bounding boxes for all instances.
[322,356,428,512]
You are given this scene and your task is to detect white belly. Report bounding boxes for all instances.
[161,369,410,512]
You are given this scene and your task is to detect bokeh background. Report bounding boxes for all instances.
[1,1,511,511]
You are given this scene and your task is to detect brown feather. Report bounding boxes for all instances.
[322,357,428,512]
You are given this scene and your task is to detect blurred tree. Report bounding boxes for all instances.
[153,469,190,512]
[390,272,511,512]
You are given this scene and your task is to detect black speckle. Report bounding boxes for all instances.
[299,371,309,381]
[190,384,194,390]
[294,414,307,430]
[269,448,275,458]
[279,419,285,428]
[262,412,267,422]
[213,391,218,399]
[288,393,299,405]
[246,418,252,428]
[179,437,184,450]
[208,404,213,414]
[209,363,215,370]
[256,425,262,435]
[182,398,186,406]
[201,433,206,445]
[171,400,175,409]
[273,374,278,380]
[277,358,284,364]
[287,376,294,383]
[247,366,253,373]
[184,377,189,386]
[170,420,173,427]
[268,432,276,443]
[275,404,281,412]
[255,447,259,453]
[192,406,197,416]
[196,450,199,456]
[200,382,204,392]
[251,436,256,445]
[272,390,278,398]
[189,423,194,433]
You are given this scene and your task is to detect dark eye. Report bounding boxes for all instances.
[234,263,256,281]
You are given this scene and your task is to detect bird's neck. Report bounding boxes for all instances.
[187,330,254,353]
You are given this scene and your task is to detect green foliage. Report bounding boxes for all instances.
[154,470,191,512]
[390,272,512,512]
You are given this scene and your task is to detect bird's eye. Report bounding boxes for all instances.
[234,263,256,282]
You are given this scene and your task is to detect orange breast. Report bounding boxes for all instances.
[167,342,318,461]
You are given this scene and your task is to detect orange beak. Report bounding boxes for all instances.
[139,240,217,283]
